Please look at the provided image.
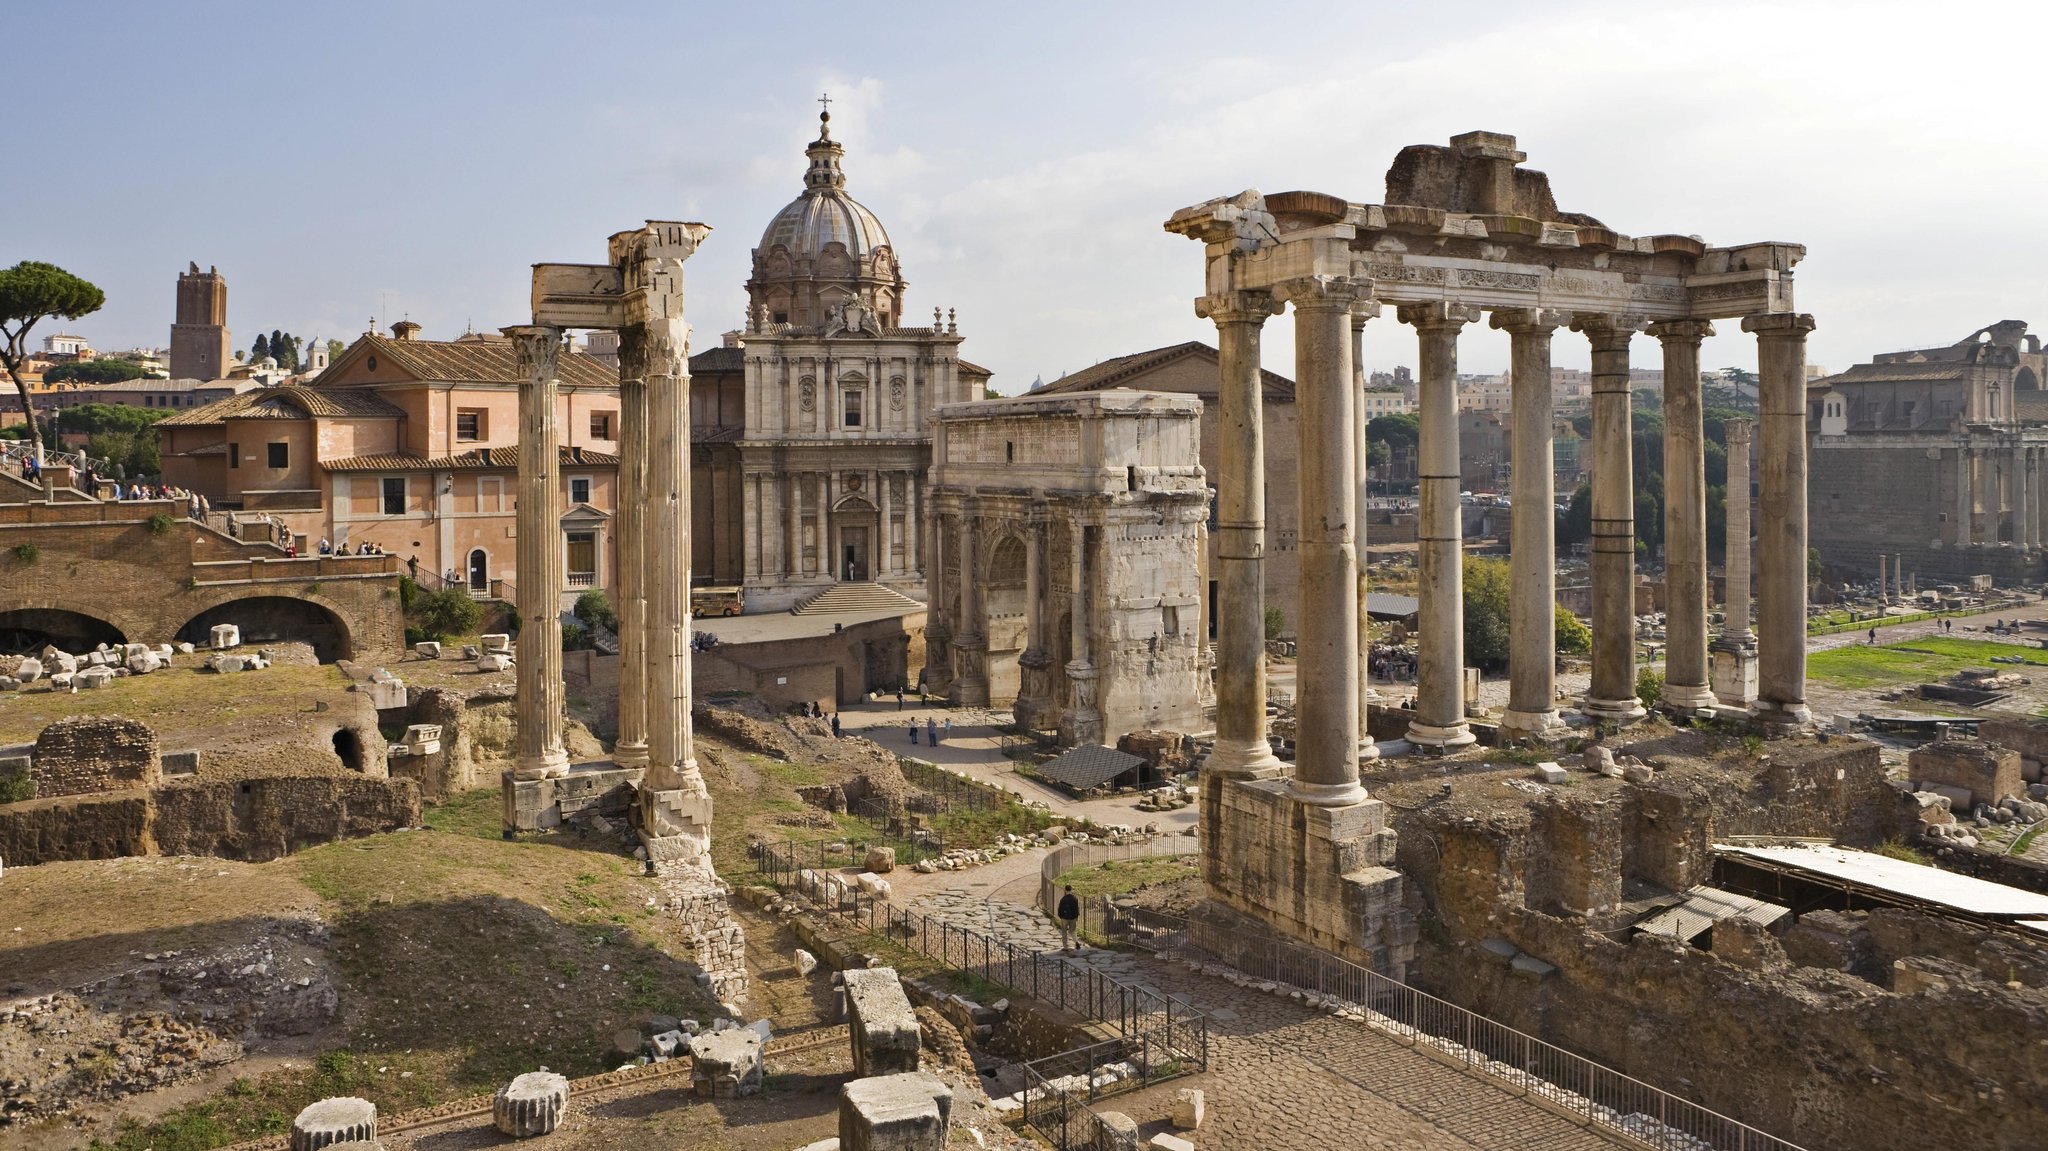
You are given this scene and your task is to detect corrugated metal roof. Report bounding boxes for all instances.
[1636,885,1790,943]
[1367,592,1420,618]
[1716,842,2048,919]
[1036,745,1147,792]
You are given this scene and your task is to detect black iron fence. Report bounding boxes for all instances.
[745,829,946,886]
[895,756,1010,812]
[1020,1037,1193,1151]
[1189,921,1807,1151]
[778,867,1207,1072]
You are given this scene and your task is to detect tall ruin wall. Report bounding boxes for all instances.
[1810,440,2048,584]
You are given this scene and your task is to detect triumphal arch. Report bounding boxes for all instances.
[1170,132,1813,970]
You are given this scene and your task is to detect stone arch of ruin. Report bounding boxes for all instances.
[0,607,127,654]
[175,595,355,663]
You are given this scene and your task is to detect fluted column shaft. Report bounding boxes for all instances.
[1279,277,1367,805]
[613,330,650,767]
[1198,292,1284,776]
[1956,447,1973,546]
[1575,314,1645,722]
[1400,301,1481,748]
[1493,309,1566,736]
[1747,312,1817,726]
[1351,312,1378,761]
[1723,419,1754,644]
[1652,319,1715,713]
[955,505,988,705]
[2018,448,2031,549]
[509,325,569,780]
[1061,517,1103,746]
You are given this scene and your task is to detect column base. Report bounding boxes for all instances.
[1287,775,1368,807]
[514,748,570,781]
[1355,739,1381,763]
[1659,682,1717,715]
[1581,696,1648,724]
[1404,719,1476,749]
[1499,708,1566,740]
[1754,699,1812,731]
[612,741,650,768]
[1201,738,1285,780]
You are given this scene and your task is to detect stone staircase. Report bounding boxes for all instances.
[790,582,924,616]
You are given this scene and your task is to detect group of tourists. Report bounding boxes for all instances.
[906,715,952,746]
[318,538,388,556]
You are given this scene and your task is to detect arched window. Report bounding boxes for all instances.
[468,549,488,592]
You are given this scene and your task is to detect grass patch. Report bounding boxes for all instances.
[1807,636,2048,690]
[1868,838,1930,865]
[0,660,350,747]
[1055,856,1199,898]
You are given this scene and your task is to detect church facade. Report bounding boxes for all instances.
[687,110,990,612]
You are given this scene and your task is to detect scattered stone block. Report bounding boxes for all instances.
[48,671,74,690]
[611,1028,644,1057]
[477,653,512,672]
[48,652,77,674]
[1534,762,1568,784]
[1171,1087,1205,1130]
[855,871,891,899]
[1582,745,1614,774]
[1621,763,1654,785]
[794,948,819,976]
[648,1029,687,1059]
[401,723,443,755]
[1510,953,1557,980]
[126,651,162,675]
[76,667,113,690]
[174,641,195,655]
[1479,937,1519,965]
[209,654,248,673]
[160,750,200,776]
[290,1096,376,1151]
[492,1070,568,1137]
[364,673,407,709]
[413,641,442,659]
[480,633,512,654]
[839,1072,952,1151]
[15,658,42,683]
[152,644,175,661]
[865,845,896,873]
[1097,1112,1139,1139]
[843,967,921,1076]
[1151,1134,1197,1151]
[688,1028,763,1097]
[210,624,241,649]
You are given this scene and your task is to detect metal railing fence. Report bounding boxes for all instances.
[775,866,1207,1073]
[1020,1037,1193,1151]
[1188,921,1807,1151]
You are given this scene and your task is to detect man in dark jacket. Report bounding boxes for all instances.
[1056,885,1081,951]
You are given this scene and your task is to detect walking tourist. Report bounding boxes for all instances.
[1057,884,1081,951]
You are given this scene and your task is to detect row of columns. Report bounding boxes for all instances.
[1201,285,1816,807]
[747,471,924,580]
[1953,444,2048,549]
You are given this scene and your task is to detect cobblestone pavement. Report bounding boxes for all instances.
[903,885,1629,1149]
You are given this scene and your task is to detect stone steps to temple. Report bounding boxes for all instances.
[790,582,924,616]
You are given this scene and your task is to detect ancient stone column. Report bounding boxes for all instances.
[1197,291,1285,776]
[1712,418,1755,709]
[784,474,800,578]
[507,324,569,781]
[1399,301,1481,748]
[628,222,714,868]
[953,504,988,706]
[1745,312,1818,728]
[291,1097,376,1151]
[879,472,895,575]
[1062,518,1104,745]
[612,328,650,768]
[1014,508,1049,728]
[819,473,833,578]
[2018,448,2032,550]
[1573,314,1646,723]
[1351,309,1379,761]
[1277,276,1367,805]
[922,502,953,697]
[1955,446,1973,546]
[493,1071,569,1138]
[1651,318,1715,715]
[908,475,923,573]
[1493,308,1567,737]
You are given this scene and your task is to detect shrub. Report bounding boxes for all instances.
[561,620,591,651]
[1263,605,1285,641]
[1636,667,1664,710]
[411,586,482,640]
[397,574,420,612]
[574,589,618,633]
[145,512,175,535]
[11,542,38,563]
[0,761,34,804]
[1554,604,1592,656]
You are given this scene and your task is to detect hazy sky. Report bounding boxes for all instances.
[9,0,2044,388]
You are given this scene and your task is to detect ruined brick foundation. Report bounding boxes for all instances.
[656,867,750,1011]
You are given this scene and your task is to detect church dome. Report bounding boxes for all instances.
[747,109,907,331]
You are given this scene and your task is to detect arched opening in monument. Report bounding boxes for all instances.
[832,495,877,582]
[2017,367,2040,393]
[468,548,489,593]
[331,728,362,771]
[177,597,352,663]
[0,608,126,655]
[983,535,1029,702]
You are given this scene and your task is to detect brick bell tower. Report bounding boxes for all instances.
[169,262,231,380]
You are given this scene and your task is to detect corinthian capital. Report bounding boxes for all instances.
[1646,317,1716,345]
[1396,301,1482,331]
[1195,290,1283,325]
[503,325,563,382]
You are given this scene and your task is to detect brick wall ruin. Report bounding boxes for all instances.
[31,716,160,797]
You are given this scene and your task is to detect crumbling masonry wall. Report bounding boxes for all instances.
[31,716,160,797]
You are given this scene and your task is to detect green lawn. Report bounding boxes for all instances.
[1807,635,2048,690]
[1055,856,1199,898]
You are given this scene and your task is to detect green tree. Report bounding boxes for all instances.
[326,338,345,361]
[1636,667,1664,710]
[1263,604,1285,641]
[57,402,167,437]
[411,587,482,640]
[43,358,146,385]
[1367,411,1420,451]
[1462,555,1513,671]
[0,261,106,461]
[574,589,618,634]
[1561,481,1593,546]
[250,333,270,362]
[1555,604,1592,656]
[278,333,300,370]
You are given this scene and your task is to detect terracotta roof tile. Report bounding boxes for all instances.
[351,333,618,389]
[321,446,620,472]
[1031,341,1293,400]
[154,385,406,427]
